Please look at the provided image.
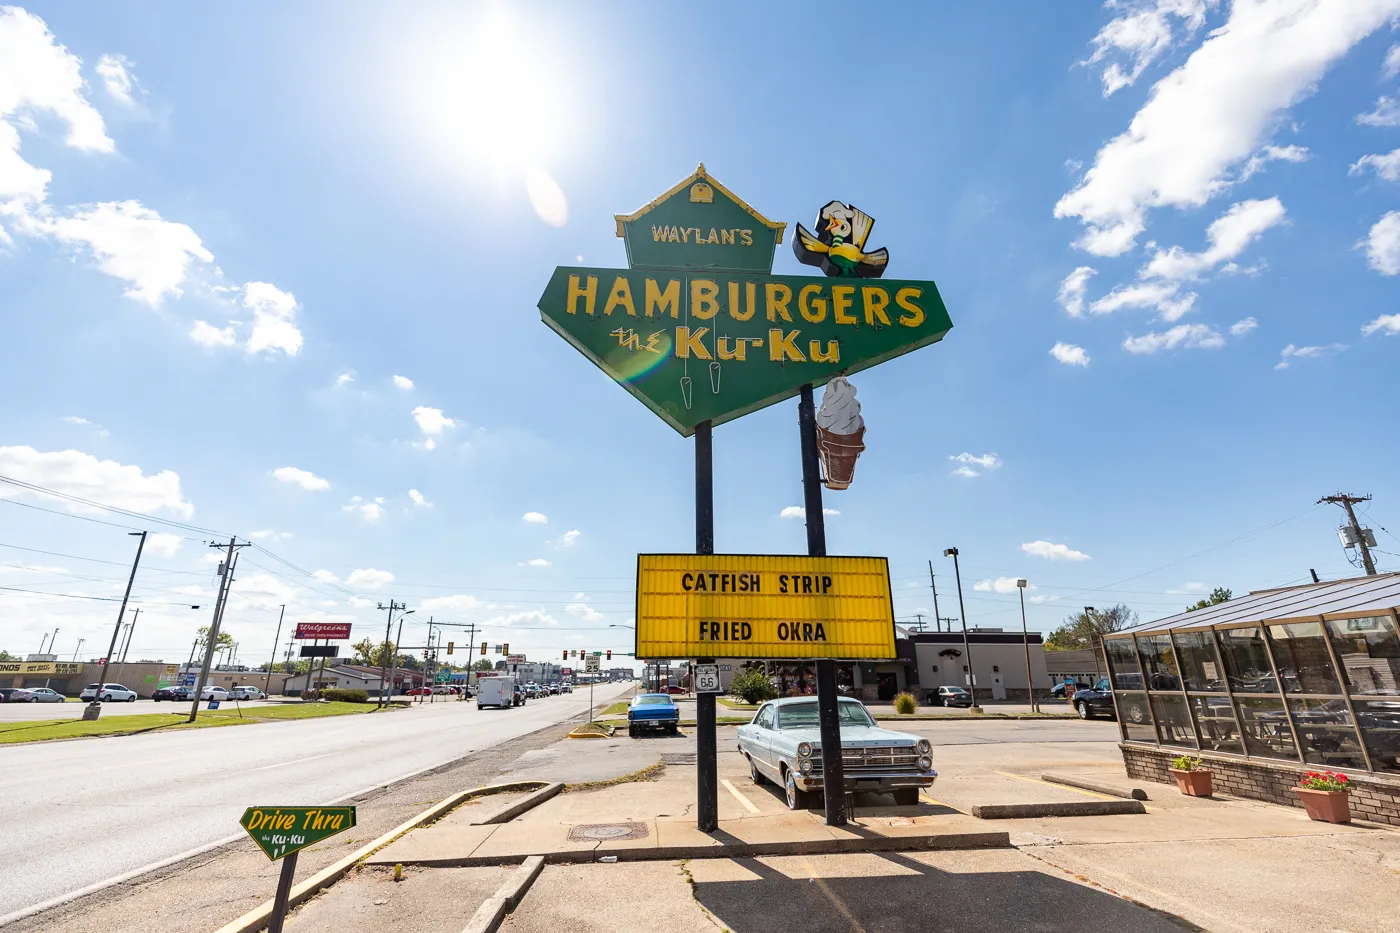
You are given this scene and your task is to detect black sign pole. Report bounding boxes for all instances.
[266,850,298,933]
[799,384,846,827]
[695,419,718,834]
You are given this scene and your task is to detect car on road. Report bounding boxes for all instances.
[476,677,515,709]
[928,686,973,708]
[560,683,572,693]
[199,685,230,702]
[737,696,936,810]
[11,687,65,703]
[627,693,680,737]
[79,683,137,702]
[549,683,561,695]
[152,685,194,701]
[1050,681,1092,699]
[231,685,266,700]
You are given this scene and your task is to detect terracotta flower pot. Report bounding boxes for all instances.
[1170,768,1213,798]
[1294,787,1350,824]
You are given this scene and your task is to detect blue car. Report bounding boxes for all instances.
[628,693,680,737]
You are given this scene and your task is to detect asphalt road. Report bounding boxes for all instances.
[0,682,633,919]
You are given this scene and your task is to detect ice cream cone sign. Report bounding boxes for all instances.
[815,377,865,490]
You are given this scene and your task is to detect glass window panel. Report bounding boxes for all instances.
[1353,699,1400,776]
[1116,692,1155,741]
[1174,631,1226,692]
[1188,695,1243,754]
[1265,622,1341,694]
[1288,698,1367,770]
[1105,638,1142,690]
[1234,696,1297,760]
[1150,694,1197,748]
[1325,615,1400,695]
[1137,634,1182,691]
[1217,627,1276,694]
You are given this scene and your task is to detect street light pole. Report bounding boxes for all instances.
[72,637,85,661]
[1085,606,1101,681]
[944,548,979,711]
[1016,579,1036,713]
[265,605,285,695]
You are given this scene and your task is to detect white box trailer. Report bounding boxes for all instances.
[477,676,515,709]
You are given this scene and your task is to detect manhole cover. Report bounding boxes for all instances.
[567,822,650,842]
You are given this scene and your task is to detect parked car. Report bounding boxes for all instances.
[152,685,193,701]
[1050,681,1092,699]
[628,693,680,737]
[661,685,685,695]
[1072,678,1124,721]
[0,687,24,702]
[231,685,266,700]
[929,686,973,708]
[199,685,230,702]
[79,683,137,702]
[12,687,65,703]
[737,696,936,810]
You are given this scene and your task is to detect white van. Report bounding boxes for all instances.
[477,676,515,710]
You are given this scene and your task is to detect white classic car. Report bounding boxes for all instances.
[737,696,936,810]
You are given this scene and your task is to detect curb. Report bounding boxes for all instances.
[970,800,1146,819]
[481,784,563,824]
[211,781,557,933]
[1041,773,1148,800]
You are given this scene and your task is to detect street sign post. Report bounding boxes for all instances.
[435,668,451,684]
[694,663,721,694]
[584,654,600,673]
[239,805,356,933]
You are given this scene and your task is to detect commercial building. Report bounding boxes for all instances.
[910,630,1052,702]
[1044,647,1105,686]
[282,664,424,696]
[1104,573,1400,826]
[1,660,181,698]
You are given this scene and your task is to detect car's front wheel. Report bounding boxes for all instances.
[784,770,810,810]
[1077,701,1092,720]
[128,695,136,702]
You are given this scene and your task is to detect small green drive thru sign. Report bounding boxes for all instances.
[240,805,356,861]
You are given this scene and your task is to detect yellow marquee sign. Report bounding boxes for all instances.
[635,554,895,660]
[0,661,82,676]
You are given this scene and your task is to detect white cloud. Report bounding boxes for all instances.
[1350,148,1400,182]
[342,496,385,522]
[1021,540,1092,562]
[312,569,338,583]
[1082,0,1216,96]
[1363,211,1400,275]
[520,558,552,567]
[1167,581,1209,595]
[522,511,548,524]
[412,406,455,449]
[421,593,485,613]
[974,577,1035,595]
[345,568,394,589]
[238,572,298,603]
[61,415,108,436]
[1141,198,1287,281]
[1237,144,1309,182]
[778,506,840,518]
[335,371,356,388]
[94,53,139,108]
[565,600,603,622]
[1275,342,1347,369]
[147,533,181,557]
[1357,94,1400,127]
[483,609,558,629]
[272,466,329,491]
[1229,317,1258,337]
[190,320,236,348]
[1056,266,1096,317]
[248,529,292,541]
[36,201,213,305]
[525,165,568,227]
[0,445,192,516]
[242,281,302,356]
[1057,1,1396,256]
[1385,43,1400,78]
[408,488,431,508]
[949,452,1001,478]
[1122,323,1226,353]
[1091,281,1197,320]
[1050,342,1091,366]
[392,375,414,390]
[1362,313,1400,336]
[558,529,581,547]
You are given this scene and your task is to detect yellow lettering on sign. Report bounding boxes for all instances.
[740,230,753,246]
[602,276,636,317]
[861,286,892,326]
[832,285,856,325]
[765,283,793,322]
[645,278,680,318]
[726,281,756,321]
[566,275,597,316]
[895,286,925,327]
[809,339,839,362]
[798,284,827,323]
[769,328,806,362]
[716,337,749,360]
[721,229,735,246]
[651,225,667,242]
[675,326,712,359]
[691,280,720,320]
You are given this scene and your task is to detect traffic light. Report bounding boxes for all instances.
[606,650,612,660]
[503,643,509,654]
[480,642,487,655]
[447,642,454,655]
[563,650,568,660]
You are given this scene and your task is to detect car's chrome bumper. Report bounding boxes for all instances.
[794,770,938,792]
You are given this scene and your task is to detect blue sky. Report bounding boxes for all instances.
[2,1,1398,671]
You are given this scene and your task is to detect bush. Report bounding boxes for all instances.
[321,688,369,704]
[893,691,919,715]
[300,689,319,701]
[728,668,778,705]
[1172,754,1204,772]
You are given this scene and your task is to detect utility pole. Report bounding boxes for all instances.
[1319,493,1378,575]
[1016,579,1037,713]
[944,547,979,711]
[386,616,405,702]
[89,531,146,716]
[928,561,942,632]
[265,605,285,694]
[376,601,409,706]
[189,539,243,723]
[119,608,140,664]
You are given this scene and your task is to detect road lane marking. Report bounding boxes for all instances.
[245,752,336,773]
[919,794,968,814]
[720,778,762,814]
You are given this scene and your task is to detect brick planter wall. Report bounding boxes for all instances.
[1121,743,1400,827]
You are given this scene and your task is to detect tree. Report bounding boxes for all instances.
[472,658,495,672]
[1185,587,1232,613]
[0,650,18,662]
[1044,604,1138,651]
[352,638,396,667]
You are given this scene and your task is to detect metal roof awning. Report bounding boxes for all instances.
[1111,572,1400,637]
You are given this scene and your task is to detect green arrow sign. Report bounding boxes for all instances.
[435,668,451,683]
[239,806,356,861]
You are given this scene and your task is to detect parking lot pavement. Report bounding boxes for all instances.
[283,864,513,933]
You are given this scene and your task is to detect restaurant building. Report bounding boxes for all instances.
[1102,573,1400,825]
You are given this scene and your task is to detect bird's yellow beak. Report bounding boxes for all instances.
[826,216,842,232]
